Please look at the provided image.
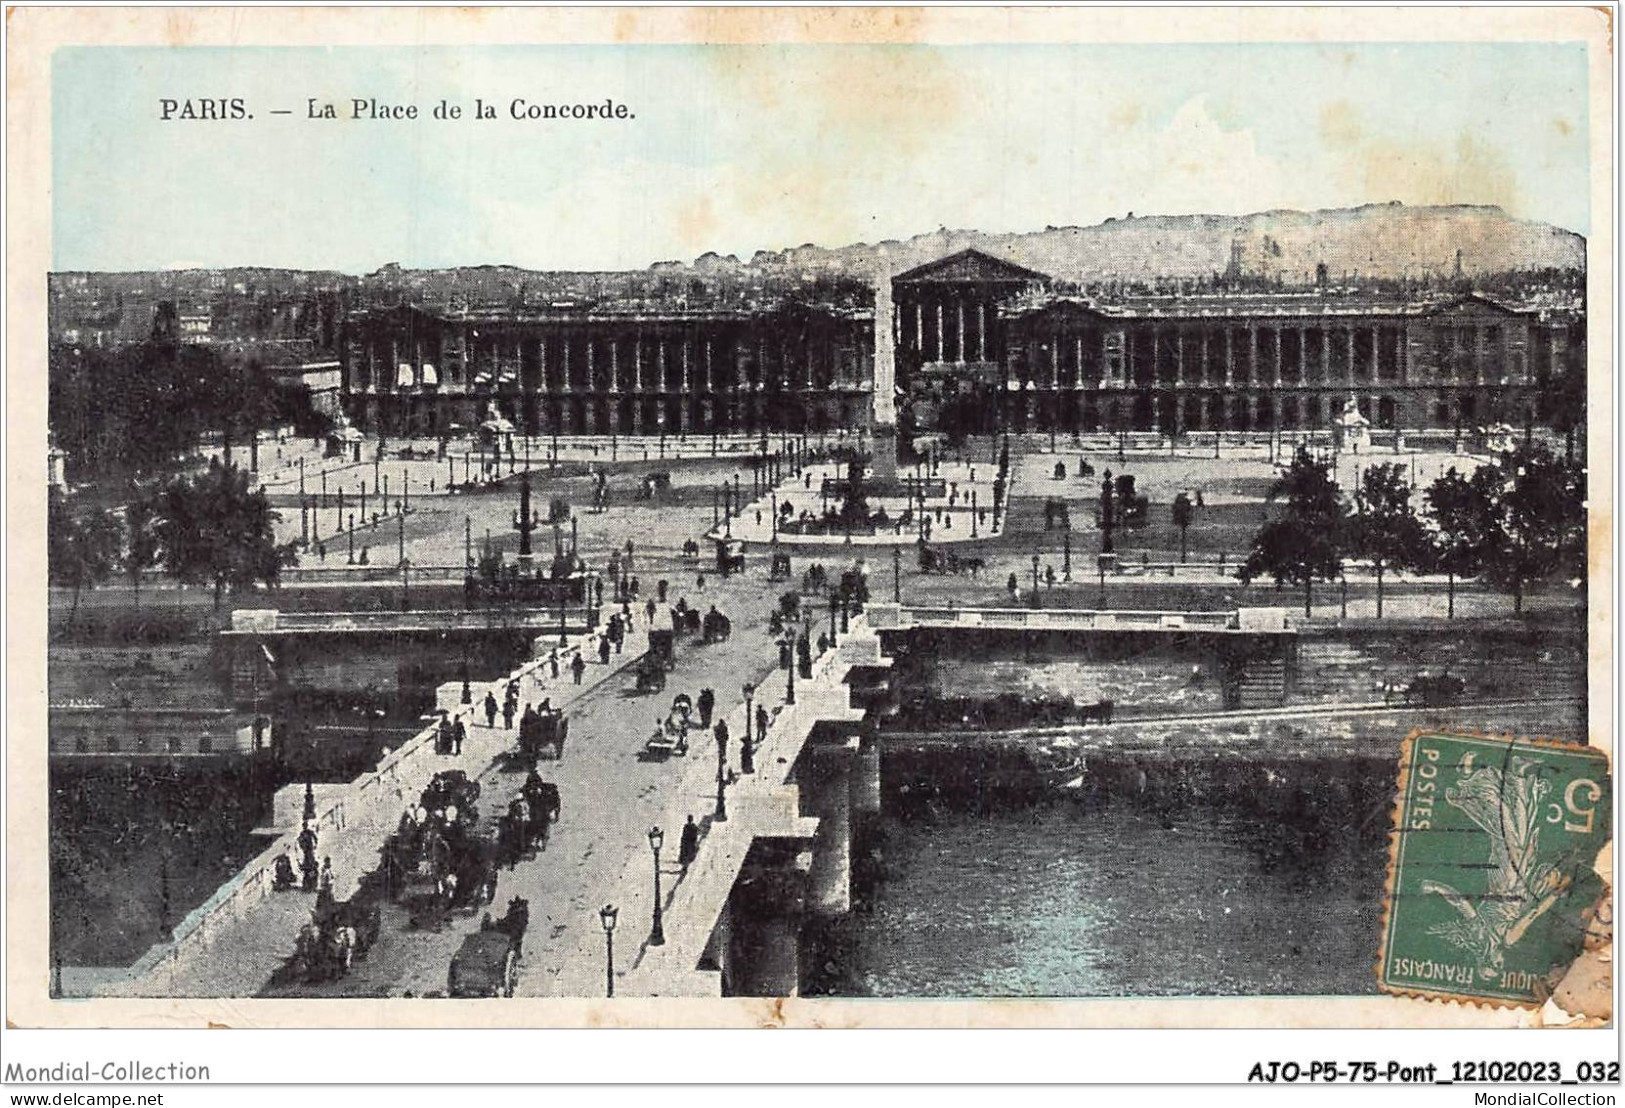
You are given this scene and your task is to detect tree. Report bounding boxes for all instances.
[150,459,285,608]
[1424,466,1493,619]
[1347,465,1429,618]
[123,495,160,611]
[1171,492,1194,564]
[48,492,121,625]
[1241,447,1348,616]
[1482,445,1587,614]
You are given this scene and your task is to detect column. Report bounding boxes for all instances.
[1475,326,1487,386]
[978,302,988,362]
[704,338,714,393]
[956,298,966,364]
[1075,335,1084,388]
[1371,326,1382,384]
[538,333,548,393]
[1050,330,1060,390]
[560,336,572,393]
[914,300,923,353]
[683,336,694,394]
[935,300,944,362]
[1272,327,1283,388]
[633,333,644,393]
[1201,327,1211,387]
[804,334,814,389]
[1225,327,1236,388]
[658,337,669,392]
[609,339,619,393]
[586,339,596,393]
[1175,327,1186,387]
[1321,326,1331,386]
[1346,327,1356,388]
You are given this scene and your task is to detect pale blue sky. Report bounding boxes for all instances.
[52,42,1590,272]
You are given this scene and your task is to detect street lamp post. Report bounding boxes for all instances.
[647,828,665,947]
[742,683,755,748]
[829,592,839,646]
[1063,531,1072,582]
[714,733,729,824]
[783,633,796,705]
[1031,554,1041,609]
[599,905,617,997]
[892,545,902,603]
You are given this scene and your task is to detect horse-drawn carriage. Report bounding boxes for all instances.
[1403,672,1466,707]
[641,694,695,761]
[288,893,382,984]
[715,539,745,577]
[517,706,568,764]
[638,471,673,500]
[449,897,530,998]
[495,782,559,868]
[383,771,501,928]
[701,606,732,644]
[635,654,668,694]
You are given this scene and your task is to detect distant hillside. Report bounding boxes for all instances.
[50,203,1584,311]
[735,203,1585,284]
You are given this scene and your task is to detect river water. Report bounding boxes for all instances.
[810,752,1391,998]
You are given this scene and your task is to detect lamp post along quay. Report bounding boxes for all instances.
[647,827,665,947]
[599,904,617,998]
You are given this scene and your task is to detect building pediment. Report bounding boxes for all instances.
[1422,292,1530,320]
[892,248,1050,286]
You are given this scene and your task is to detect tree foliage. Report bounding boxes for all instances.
[146,459,286,607]
[1347,464,1429,617]
[1241,448,1348,615]
[48,492,122,623]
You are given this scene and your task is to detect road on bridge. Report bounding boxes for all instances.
[261,565,799,998]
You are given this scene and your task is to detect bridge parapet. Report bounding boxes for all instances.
[867,603,1262,633]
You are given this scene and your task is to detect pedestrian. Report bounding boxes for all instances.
[571,653,586,685]
[484,691,499,728]
[318,543,326,562]
[599,635,611,665]
[646,597,657,624]
[755,703,769,745]
[549,650,560,680]
[714,718,730,767]
[630,575,641,598]
[502,697,515,731]
[678,814,700,873]
[697,573,706,592]
[437,711,454,755]
[318,856,335,903]
[452,717,466,756]
[697,687,715,729]
[741,732,755,775]
[657,579,668,603]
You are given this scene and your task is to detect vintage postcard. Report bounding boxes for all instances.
[3,5,1615,1051]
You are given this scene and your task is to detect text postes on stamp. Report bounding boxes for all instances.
[1380,730,1611,1008]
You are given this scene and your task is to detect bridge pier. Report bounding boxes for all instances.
[724,843,809,998]
[802,739,857,916]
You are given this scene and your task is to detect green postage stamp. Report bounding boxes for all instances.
[1380,730,1612,1007]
